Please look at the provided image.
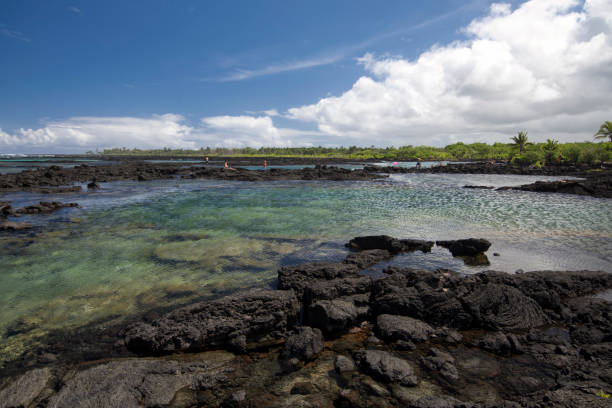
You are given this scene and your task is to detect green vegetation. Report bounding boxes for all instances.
[511,131,531,153]
[99,140,612,166]
[594,121,612,142]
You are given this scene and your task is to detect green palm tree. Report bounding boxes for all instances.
[594,121,612,142]
[511,131,530,153]
[543,139,559,152]
[543,139,560,164]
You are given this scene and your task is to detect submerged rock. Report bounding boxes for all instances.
[420,348,459,382]
[477,332,523,355]
[124,288,299,353]
[284,326,324,361]
[0,221,32,231]
[87,179,100,190]
[13,201,79,216]
[0,202,13,218]
[353,349,418,386]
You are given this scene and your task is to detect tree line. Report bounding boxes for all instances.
[96,141,611,165]
[96,122,612,166]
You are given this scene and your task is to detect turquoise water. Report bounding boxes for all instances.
[0,173,611,365]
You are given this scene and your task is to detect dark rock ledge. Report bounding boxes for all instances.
[0,201,80,232]
[496,174,612,198]
[1,236,611,408]
[0,162,387,193]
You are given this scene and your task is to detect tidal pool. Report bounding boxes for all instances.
[0,173,611,367]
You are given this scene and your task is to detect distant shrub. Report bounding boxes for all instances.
[580,146,599,165]
[512,150,544,167]
[562,145,582,164]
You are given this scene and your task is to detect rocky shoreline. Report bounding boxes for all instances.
[1,235,611,407]
[0,163,385,193]
[1,160,611,198]
[366,162,595,177]
[366,162,612,198]
[495,174,612,198]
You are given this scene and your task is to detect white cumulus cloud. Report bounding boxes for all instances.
[288,0,612,145]
[199,115,321,148]
[0,114,321,153]
[0,115,195,153]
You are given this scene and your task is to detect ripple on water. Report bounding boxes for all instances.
[0,175,610,367]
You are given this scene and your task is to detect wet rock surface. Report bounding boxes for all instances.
[436,238,491,257]
[0,201,80,234]
[14,201,79,215]
[0,220,33,231]
[346,235,434,254]
[420,348,459,382]
[2,236,611,407]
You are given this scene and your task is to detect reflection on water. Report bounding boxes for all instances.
[0,173,610,366]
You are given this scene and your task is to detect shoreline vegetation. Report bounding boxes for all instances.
[93,140,612,167]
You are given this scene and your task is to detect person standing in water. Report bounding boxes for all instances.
[263,159,267,170]
[205,156,209,165]
[224,160,228,169]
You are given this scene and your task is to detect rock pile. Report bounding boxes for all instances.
[2,235,611,408]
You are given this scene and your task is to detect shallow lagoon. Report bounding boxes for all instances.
[1,172,611,367]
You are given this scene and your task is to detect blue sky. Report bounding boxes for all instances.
[1,0,611,152]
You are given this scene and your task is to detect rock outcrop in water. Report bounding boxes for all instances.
[366,162,612,198]
[365,162,592,176]
[0,201,80,233]
[2,159,610,198]
[2,236,611,408]
[346,235,434,254]
[0,162,385,193]
[436,238,491,257]
[496,173,612,198]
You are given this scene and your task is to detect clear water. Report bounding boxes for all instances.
[0,173,610,366]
